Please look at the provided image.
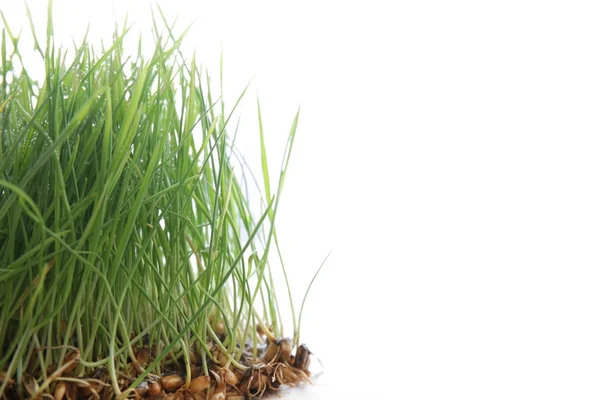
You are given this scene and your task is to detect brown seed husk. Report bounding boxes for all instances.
[213,349,229,366]
[263,342,279,363]
[148,380,162,396]
[222,368,239,386]
[190,375,211,393]
[161,374,184,392]
[213,321,225,337]
[136,347,152,365]
[54,382,67,400]
[293,344,311,371]
[278,338,292,363]
[62,350,80,374]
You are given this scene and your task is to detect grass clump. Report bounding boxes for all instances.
[0,3,313,399]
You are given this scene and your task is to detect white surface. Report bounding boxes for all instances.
[3,1,600,398]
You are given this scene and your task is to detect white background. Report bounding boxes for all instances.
[3,1,600,398]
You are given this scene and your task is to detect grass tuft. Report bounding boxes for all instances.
[0,4,311,399]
